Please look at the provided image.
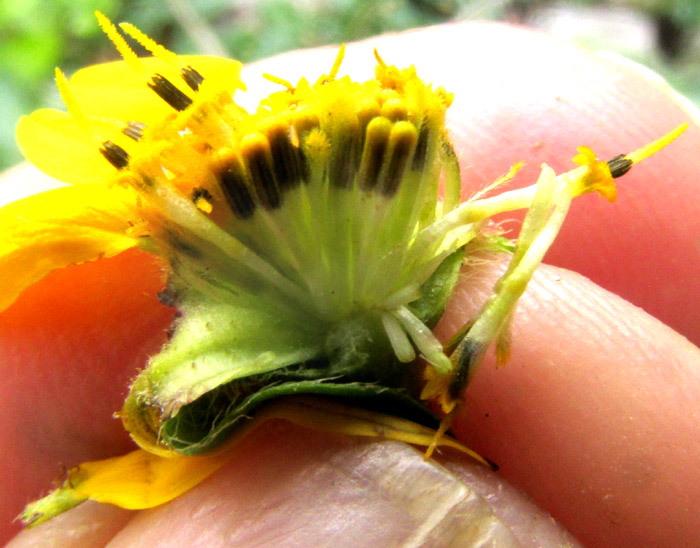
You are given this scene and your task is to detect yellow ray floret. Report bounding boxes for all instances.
[16,110,120,184]
[22,397,484,526]
[0,184,143,312]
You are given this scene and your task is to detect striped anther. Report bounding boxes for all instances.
[123,121,146,141]
[329,120,361,190]
[148,74,193,111]
[448,337,485,401]
[380,121,418,196]
[411,122,430,171]
[100,140,130,169]
[181,66,204,91]
[219,160,256,219]
[241,134,282,210]
[358,117,391,190]
[268,126,307,191]
[607,154,633,178]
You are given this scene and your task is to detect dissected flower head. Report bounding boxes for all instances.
[2,13,686,526]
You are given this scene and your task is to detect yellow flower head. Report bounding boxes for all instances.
[5,13,686,526]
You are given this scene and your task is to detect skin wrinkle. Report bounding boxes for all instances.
[258,437,396,546]
[328,442,477,547]
[310,442,518,547]
[525,270,624,351]
[439,457,583,548]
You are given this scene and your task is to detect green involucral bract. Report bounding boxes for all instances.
[126,246,466,455]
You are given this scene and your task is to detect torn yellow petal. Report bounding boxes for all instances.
[16,109,118,184]
[21,447,230,526]
[72,449,230,509]
[0,184,143,312]
[23,397,488,526]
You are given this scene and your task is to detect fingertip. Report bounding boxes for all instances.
[440,261,700,548]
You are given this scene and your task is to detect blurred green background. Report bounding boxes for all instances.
[1,0,699,171]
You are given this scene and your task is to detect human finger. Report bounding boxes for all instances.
[438,259,700,548]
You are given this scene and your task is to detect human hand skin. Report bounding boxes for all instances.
[2,21,700,547]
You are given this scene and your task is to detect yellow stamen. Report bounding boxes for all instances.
[193,193,213,214]
[328,44,346,81]
[424,408,455,460]
[373,48,387,68]
[262,72,295,91]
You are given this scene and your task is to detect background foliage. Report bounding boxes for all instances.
[1,0,698,170]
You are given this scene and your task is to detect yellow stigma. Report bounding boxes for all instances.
[626,122,688,163]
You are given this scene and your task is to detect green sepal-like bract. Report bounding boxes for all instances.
[131,291,327,410]
[162,381,440,455]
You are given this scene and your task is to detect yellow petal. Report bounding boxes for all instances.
[16,109,117,184]
[0,184,143,312]
[21,447,230,526]
[17,56,245,185]
[72,449,230,509]
[68,56,244,124]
